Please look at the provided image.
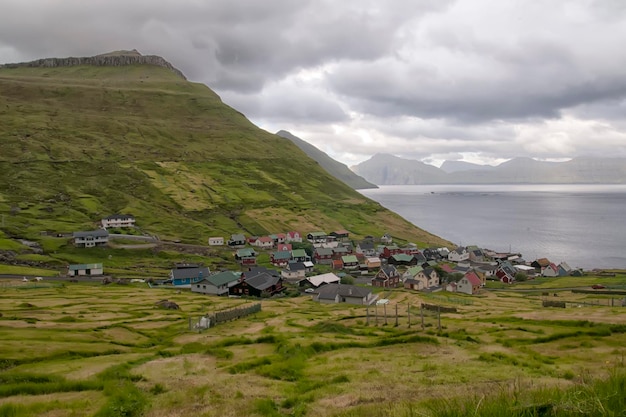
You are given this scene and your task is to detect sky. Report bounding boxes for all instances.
[1,0,626,167]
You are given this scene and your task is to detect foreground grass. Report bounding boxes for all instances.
[0,280,625,416]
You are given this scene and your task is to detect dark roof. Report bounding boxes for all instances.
[287,262,306,271]
[380,264,398,277]
[358,241,375,251]
[245,272,281,290]
[175,263,199,269]
[172,267,210,280]
[316,283,371,300]
[73,229,109,238]
[315,247,334,256]
[245,266,281,279]
[103,214,134,220]
[423,267,436,275]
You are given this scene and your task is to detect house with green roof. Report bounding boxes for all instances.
[191,271,241,296]
[291,249,311,263]
[403,266,440,291]
[306,231,327,243]
[235,248,257,266]
[341,255,359,270]
[388,253,417,266]
[271,250,292,267]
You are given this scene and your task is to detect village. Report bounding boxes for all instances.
[58,213,588,305]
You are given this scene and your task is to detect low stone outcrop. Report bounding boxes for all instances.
[1,49,186,80]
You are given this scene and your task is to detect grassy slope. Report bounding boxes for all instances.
[0,64,449,274]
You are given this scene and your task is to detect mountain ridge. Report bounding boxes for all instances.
[353,154,626,184]
[276,130,377,190]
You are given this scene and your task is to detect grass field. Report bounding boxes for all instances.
[1,277,625,416]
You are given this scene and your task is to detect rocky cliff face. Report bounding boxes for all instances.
[0,49,186,80]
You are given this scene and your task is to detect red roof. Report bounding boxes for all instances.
[465,272,482,286]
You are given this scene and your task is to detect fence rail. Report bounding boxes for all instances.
[191,303,261,330]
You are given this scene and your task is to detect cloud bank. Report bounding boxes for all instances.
[1,0,625,166]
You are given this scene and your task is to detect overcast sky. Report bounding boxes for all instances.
[2,0,626,167]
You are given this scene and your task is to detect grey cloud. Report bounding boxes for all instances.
[223,87,348,124]
[1,0,626,166]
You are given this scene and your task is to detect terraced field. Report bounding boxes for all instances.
[1,278,625,416]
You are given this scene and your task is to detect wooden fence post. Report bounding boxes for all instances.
[395,303,398,327]
[437,305,441,332]
[407,303,411,328]
[384,302,388,326]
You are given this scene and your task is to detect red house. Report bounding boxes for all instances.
[270,250,292,267]
[332,259,344,270]
[314,247,334,265]
[276,243,292,252]
[381,245,403,259]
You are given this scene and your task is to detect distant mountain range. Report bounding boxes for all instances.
[276,130,377,189]
[352,154,626,185]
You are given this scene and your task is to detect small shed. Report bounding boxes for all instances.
[208,237,224,246]
[68,263,104,276]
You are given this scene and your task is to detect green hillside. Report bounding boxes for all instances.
[0,54,449,274]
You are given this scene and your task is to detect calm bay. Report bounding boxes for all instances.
[359,184,626,270]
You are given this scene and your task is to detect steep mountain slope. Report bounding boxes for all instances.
[0,51,450,252]
[276,130,377,189]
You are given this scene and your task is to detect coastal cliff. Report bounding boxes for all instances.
[0,49,187,80]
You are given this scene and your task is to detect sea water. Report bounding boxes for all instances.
[359,184,626,270]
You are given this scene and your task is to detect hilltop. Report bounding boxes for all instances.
[0,51,449,274]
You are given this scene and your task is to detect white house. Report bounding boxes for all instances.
[101,214,135,229]
[313,284,376,305]
[301,273,341,288]
[448,246,469,262]
[208,237,224,246]
[254,236,274,249]
[68,263,103,276]
[286,231,302,243]
[73,230,109,248]
[457,272,482,295]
